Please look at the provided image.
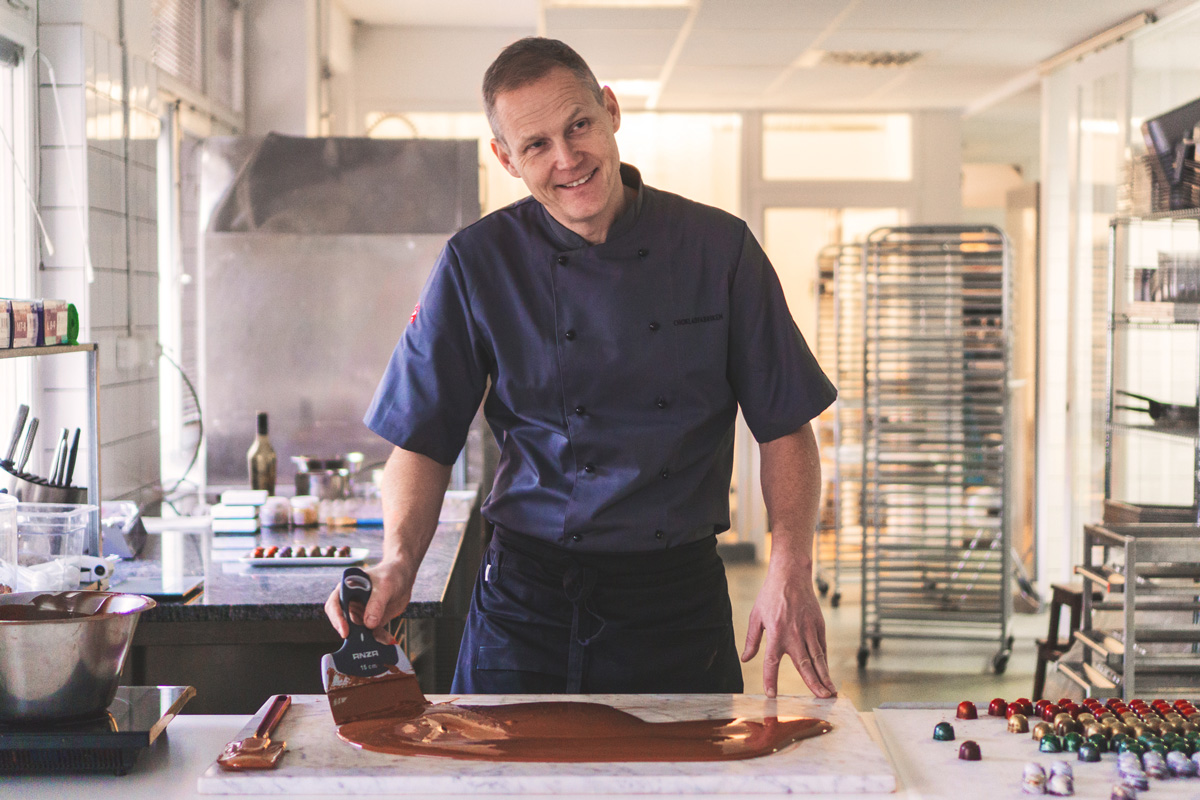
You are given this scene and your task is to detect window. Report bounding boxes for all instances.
[152,0,204,92]
[1,33,26,291]
[0,30,32,426]
[762,113,911,181]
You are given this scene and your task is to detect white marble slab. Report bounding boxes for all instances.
[875,705,1200,800]
[197,694,895,795]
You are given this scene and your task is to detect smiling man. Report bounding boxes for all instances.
[327,37,838,699]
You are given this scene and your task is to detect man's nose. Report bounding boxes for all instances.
[550,138,582,169]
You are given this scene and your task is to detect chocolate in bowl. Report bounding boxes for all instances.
[0,591,155,722]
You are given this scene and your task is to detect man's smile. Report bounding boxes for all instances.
[560,169,597,189]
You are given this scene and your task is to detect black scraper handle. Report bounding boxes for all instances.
[332,567,400,678]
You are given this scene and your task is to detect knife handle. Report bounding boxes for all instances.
[5,404,28,463]
[17,418,38,473]
[64,428,81,486]
[255,694,292,739]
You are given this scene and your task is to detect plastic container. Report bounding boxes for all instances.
[14,502,93,591]
[0,494,17,592]
[259,496,292,527]
[290,495,319,527]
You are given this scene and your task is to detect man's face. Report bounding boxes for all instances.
[490,67,625,244]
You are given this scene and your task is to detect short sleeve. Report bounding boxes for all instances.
[727,224,837,443]
[363,243,491,464]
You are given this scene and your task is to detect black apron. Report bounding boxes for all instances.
[451,527,744,694]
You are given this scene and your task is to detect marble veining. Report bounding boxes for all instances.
[197,694,894,795]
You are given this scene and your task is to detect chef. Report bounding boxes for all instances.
[326,37,838,699]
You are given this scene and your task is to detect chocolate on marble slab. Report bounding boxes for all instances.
[956,740,981,761]
[1045,773,1073,797]
[1038,734,1062,753]
[932,722,955,741]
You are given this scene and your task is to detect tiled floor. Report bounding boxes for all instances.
[725,560,1050,711]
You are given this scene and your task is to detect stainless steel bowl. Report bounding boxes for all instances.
[0,590,155,722]
[294,469,351,500]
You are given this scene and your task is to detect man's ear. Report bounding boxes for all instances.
[603,86,621,134]
[491,139,521,178]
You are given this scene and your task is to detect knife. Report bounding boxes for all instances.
[5,404,28,465]
[50,428,69,485]
[63,428,81,487]
[16,417,38,473]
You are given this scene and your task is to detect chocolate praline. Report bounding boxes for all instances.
[1078,743,1102,762]
[1040,734,1063,753]
[957,740,981,761]
[988,698,1008,717]
[1008,714,1030,734]
[1056,718,1082,736]
[1032,722,1054,741]
[1062,732,1084,752]
[933,722,955,741]
[957,701,978,720]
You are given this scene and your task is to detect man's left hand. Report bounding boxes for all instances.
[741,557,836,698]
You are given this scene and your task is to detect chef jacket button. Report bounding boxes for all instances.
[565,329,577,340]
[572,533,582,542]
[557,255,569,265]
[584,462,596,473]
[654,530,664,540]
[638,248,649,257]
[649,321,660,331]
[660,468,670,479]
[575,405,586,415]
[655,397,668,409]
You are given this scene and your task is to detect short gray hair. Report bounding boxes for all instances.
[483,37,604,142]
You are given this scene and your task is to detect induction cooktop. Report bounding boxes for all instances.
[0,685,195,775]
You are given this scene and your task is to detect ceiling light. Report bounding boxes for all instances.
[792,50,826,69]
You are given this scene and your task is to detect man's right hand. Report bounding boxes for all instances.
[324,558,415,644]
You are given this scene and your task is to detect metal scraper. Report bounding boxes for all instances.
[320,567,428,725]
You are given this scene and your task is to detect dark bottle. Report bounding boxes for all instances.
[247,411,277,495]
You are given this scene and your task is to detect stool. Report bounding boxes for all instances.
[1033,583,1092,700]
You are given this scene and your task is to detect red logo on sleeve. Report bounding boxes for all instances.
[409,303,420,324]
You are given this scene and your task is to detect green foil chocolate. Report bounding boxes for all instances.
[1039,734,1063,753]
[933,722,955,741]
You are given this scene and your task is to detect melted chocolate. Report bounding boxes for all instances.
[337,701,831,762]
[0,606,89,621]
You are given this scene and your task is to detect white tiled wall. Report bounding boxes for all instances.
[37,7,161,504]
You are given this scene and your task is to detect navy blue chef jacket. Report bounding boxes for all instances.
[365,164,837,552]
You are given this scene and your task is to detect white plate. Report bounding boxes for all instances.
[241,547,369,567]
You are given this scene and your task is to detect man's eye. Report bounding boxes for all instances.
[526,141,545,152]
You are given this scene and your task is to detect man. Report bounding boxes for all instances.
[326,37,837,699]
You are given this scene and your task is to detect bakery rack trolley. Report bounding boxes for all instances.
[813,243,867,609]
[857,225,1014,673]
